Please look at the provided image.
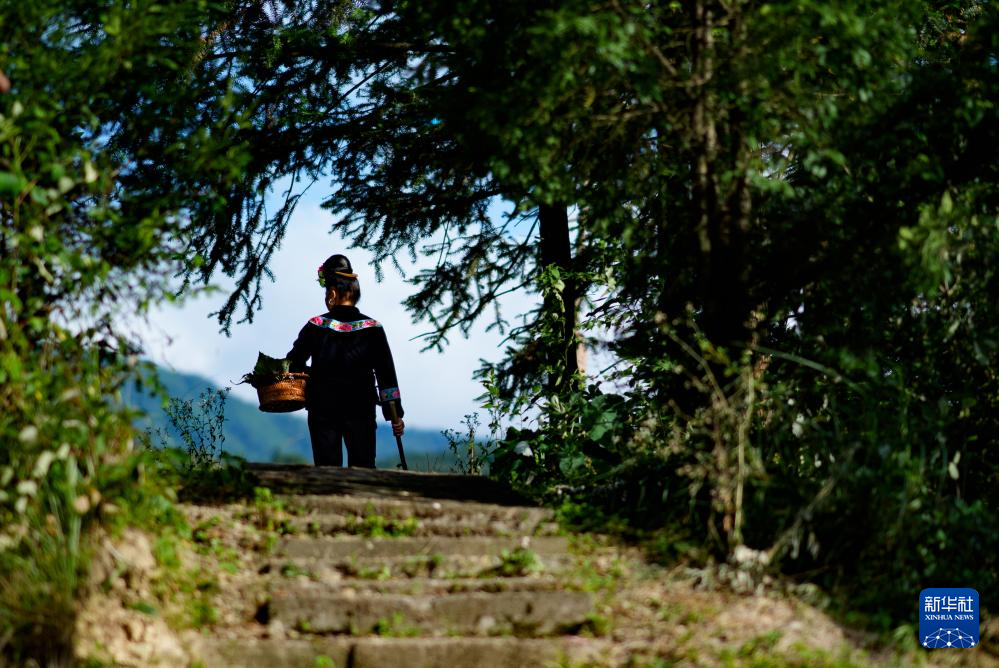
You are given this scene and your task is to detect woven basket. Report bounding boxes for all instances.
[256,373,308,413]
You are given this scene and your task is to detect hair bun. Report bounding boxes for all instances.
[319,254,362,304]
[322,254,353,274]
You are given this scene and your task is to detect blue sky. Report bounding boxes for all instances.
[139,197,539,431]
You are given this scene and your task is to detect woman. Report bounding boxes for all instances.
[286,254,405,467]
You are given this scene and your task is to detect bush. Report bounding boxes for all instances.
[148,386,231,471]
[0,348,167,663]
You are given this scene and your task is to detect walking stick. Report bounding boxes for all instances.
[385,401,408,471]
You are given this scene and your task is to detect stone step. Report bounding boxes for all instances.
[263,583,594,636]
[249,464,529,506]
[270,576,565,596]
[282,494,560,537]
[264,552,577,581]
[286,494,552,521]
[276,535,570,560]
[291,513,561,539]
[189,636,608,668]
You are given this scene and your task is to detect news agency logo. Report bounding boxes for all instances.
[919,588,979,649]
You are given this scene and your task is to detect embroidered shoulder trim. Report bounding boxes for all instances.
[308,316,382,332]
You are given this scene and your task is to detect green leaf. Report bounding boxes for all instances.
[939,191,953,215]
[240,352,294,387]
[0,172,25,195]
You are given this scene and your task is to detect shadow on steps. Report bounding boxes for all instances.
[247,463,531,507]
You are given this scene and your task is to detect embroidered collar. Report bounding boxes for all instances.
[308,315,382,332]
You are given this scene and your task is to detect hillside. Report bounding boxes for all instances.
[128,365,456,470]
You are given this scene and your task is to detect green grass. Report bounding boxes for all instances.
[346,513,419,538]
[357,564,392,581]
[372,612,422,637]
[126,600,158,616]
[280,562,312,578]
[715,634,879,668]
[479,547,542,577]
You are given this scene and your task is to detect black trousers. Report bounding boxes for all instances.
[307,411,376,468]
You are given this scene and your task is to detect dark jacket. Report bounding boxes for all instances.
[286,305,404,419]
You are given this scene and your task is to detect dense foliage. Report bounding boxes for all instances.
[0,0,268,660]
[473,0,999,625]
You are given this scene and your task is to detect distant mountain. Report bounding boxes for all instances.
[128,365,456,470]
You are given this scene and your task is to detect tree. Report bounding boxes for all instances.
[0,0,272,659]
[105,0,602,389]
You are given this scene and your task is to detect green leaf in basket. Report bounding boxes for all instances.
[239,352,295,388]
[252,352,291,377]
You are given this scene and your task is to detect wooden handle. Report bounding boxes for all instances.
[384,401,408,470]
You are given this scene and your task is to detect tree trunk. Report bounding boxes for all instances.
[691,0,752,349]
[538,203,579,386]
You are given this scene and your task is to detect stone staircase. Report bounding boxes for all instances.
[77,464,942,667]
[185,465,611,667]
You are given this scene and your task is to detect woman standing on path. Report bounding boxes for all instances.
[286,254,405,467]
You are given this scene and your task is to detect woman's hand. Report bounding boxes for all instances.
[392,418,405,437]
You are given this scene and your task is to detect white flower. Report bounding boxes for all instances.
[73,495,90,514]
[514,441,533,457]
[32,451,55,479]
[58,388,81,402]
[791,414,805,438]
[16,480,38,497]
[18,425,39,444]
